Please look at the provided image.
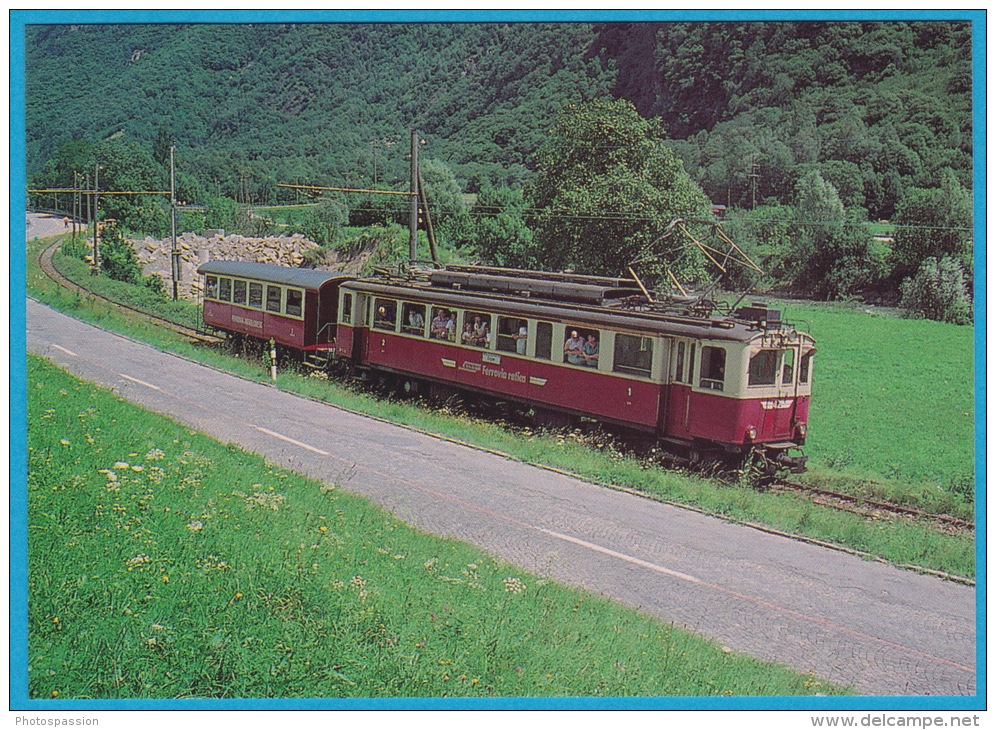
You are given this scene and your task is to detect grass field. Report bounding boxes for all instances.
[27,235,977,578]
[27,355,846,699]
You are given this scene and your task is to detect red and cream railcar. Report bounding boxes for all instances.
[198,260,351,351]
[334,267,814,470]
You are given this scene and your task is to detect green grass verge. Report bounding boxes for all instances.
[26,235,976,579]
[27,355,846,699]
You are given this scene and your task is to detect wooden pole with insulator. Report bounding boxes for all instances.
[409,129,419,266]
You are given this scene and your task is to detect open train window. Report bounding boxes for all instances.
[748,350,779,386]
[430,308,456,341]
[699,346,726,391]
[564,327,599,367]
[218,277,232,302]
[373,298,398,331]
[461,312,492,348]
[249,282,263,309]
[340,293,353,324]
[497,317,528,355]
[535,322,553,360]
[799,351,814,384]
[266,285,282,313]
[402,302,427,336]
[614,334,653,377]
[286,288,303,318]
[205,275,219,300]
[233,279,248,306]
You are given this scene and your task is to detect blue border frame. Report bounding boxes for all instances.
[9,8,986,712]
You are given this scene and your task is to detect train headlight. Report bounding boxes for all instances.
[795,423,807,442]
[745,426,757,442]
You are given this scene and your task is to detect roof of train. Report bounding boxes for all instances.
[197,260,350,291]
[344,278,804,344]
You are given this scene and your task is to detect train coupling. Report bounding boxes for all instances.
[768,443,808,473]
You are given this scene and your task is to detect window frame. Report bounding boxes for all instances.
[699,345,727,391]
[748,349,780,387]
[613,332,654,378]
[401,302,428,337]
[496,316,529,355]
[265,285,283,314]
[285,288,304,319]
[232,279,248,306]
[372,297,399,332]
[248,282,264,310]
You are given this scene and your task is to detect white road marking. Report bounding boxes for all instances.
[51,344,78,357]
[119,373,162,391]
[254,426,330,456]
[538,527,702,584]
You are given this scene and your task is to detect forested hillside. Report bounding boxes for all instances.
[25,20,974,310]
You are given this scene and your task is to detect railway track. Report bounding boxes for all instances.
[35,236,974,537]
[37,237,223,345]
[767,478,974,534]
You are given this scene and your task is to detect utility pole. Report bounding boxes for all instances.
[170,145,180,300]
[409,129,419,265]
[747,153,760,210]
[91,164,101,274]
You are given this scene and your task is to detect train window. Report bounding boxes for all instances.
[748,350,779,386]
[497,317,528,355]
[402,303,427,336]
[461,312,492,348]
[430,308,456,341]
[373,298,398,331]
[782,348,795,383]
[233,279,248,306]
[266,285,283,313]
[286,288,304,318]
[675,341,685,382]
[564,327,599,367]
[218,277,232,302]
[614,334,653,376]
[341,293,353,324]
[249,282,263,309]
[699,346,726,391]
[205,275,219,300]
[535,322,553,360]
[799,351,814,384]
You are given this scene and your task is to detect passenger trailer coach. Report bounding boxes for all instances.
[199,262,814,472]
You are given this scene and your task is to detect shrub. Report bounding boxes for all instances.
[899,256,973,325]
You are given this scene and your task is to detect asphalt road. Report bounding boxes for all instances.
[25,299,977,696]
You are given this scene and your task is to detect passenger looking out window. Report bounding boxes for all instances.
[402,303,426,335]
[497,317,529,355]
[430,309,455,341]
[582,333,599,367]
[373,299,397,330]
[205,276,219,300]
[462,313,491,347]
[564,330,585,365]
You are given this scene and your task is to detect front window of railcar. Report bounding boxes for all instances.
[748,350,779,386]
[782,348,795,384]
[799,350,814,384]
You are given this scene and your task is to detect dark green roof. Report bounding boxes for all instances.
[197,260,350,291]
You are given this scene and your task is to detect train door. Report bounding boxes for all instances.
[664,338,695,438]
